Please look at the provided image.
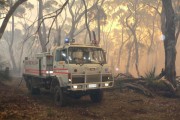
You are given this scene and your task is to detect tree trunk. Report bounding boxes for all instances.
[117,28,124,68]
[125,0,140,77]
[38,0,47,52]
[57,27,61,46]
[126,42,134,74]
[82,0,91,42]
[132,30,140,77]
[19,43,24,74]
[54,15,61,46]
[9,14,17,71]
[146,14,156,69]
[162,0,177,87]
[97,5,100,44]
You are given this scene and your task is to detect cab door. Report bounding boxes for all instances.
[53,49,69,82]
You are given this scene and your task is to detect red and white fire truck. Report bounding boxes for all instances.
[23,39,114,106]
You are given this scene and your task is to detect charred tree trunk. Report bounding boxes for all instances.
[162,0,177,87]
[173,0,180,42]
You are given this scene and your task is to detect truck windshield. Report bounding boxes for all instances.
[68,47,106,64]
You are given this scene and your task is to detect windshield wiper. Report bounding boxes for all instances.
[75,63,83,66]
[75,61,84,66]
[99,62,104,66]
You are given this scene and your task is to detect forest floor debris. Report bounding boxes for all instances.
[0,78,180,120]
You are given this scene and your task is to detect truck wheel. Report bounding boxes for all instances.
[54,86,66,107]
[29,79,40,95]
[90,90,103,103]
[73,95,81,99]
[31,87,40,95]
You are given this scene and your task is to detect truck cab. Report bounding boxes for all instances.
[53,44,113,89]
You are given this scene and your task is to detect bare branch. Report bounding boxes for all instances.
[82,0,91,41]
[45,0,69,46]
[0,0,27,40]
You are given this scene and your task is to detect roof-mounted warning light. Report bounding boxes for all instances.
[65,38,69,43]
[64,38,75,44]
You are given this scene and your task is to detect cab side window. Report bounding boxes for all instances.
[55,49,67,62]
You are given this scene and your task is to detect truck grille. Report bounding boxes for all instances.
[102,75,113,82]
[72,76,84,84]
[86,74,101,83]
[71,74,112,84]
[72,74,101,84]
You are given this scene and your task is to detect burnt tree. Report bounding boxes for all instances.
[162,0,177,87]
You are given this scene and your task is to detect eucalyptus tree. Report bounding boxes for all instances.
[124,0,141,76]
[1,1,34,72]
[89,0,106,44]
[37,0,47,52]
[9,0,17,71]
[0,0,27,39]
[67,0,99,41]
[0,0,27,71]
[44,0,67,46]
[172,0,180,42]
[162,0,177,88]
[16,2,34,72]
[82,0,92,42]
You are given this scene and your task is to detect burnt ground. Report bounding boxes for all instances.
[0,78,180,120]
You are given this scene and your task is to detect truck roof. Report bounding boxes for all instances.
[55,44,102,49]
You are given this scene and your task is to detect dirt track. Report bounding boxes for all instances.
[0,78,180,120]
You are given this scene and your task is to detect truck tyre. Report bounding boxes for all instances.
[31,87,40,95]
[29,79,40,95]
[73,95,81,99]
[54,86,66,107]
[90,90,103,103]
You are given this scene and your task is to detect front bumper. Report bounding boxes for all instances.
[67,81,114,91]
[67,73,114,91]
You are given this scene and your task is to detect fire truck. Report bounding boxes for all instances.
[23,39,114,106]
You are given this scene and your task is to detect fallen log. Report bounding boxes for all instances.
[113,69,177,97]
[122,83,154,97]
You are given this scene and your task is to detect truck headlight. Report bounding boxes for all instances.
[46,71,53,74]
[105,83,109,87]
[73,85,78,89]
